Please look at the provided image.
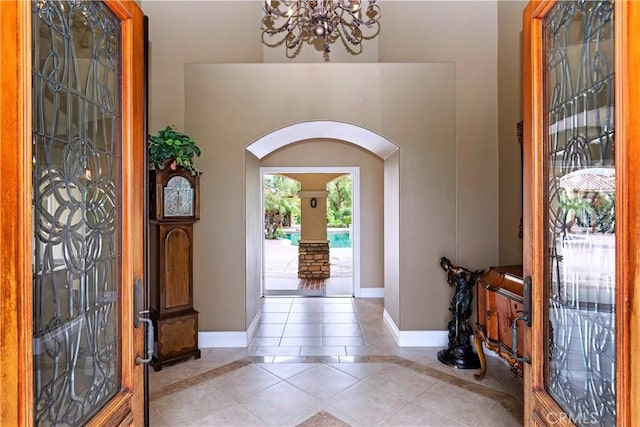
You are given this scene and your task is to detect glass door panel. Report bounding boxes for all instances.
[543,1,616,425]
[32,1,122,424]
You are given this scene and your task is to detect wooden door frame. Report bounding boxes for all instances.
[0,1,146,425]
[523,0,640,425]
[615,2,640,425]
[0,1,33,424]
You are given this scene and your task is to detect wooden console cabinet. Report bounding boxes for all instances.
[473,265,524,381]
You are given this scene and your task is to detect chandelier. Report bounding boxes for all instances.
[261,0,381,57]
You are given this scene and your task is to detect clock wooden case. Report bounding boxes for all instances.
[149,167,201,371]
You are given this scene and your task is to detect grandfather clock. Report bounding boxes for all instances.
[149,167,201,371]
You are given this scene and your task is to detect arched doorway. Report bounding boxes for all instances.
[261,167,358,297]
[246,121,398,300]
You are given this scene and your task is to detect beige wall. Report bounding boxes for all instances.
[186,63,459,331]
[375,2,500,328]
[498,0,527,265]
[378,1,499,271]
[263,141,384,288]
[143,1,501,334]
[143,1,264,132]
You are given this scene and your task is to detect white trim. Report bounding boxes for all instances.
[383,309,400,343]
[260,166,360,298]
[198,311,262,348]
[247,310,262,341]
[261,167,360,173]
[357,287,384,298]
[351,169,361,298]
[247,121,398,160]
[398,330,449,347]
[198,331,248,348]
[383,309,448,347]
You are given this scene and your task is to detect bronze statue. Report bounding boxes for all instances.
[437,257,483,369]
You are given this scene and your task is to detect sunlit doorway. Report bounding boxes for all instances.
[261,167,360,297]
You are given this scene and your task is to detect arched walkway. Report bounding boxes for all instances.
[246,120,399,299]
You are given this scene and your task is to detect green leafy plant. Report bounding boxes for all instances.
[592,193,615,233]
[148,125,201,174]
[327,175,352,228]
[264,175,300,239]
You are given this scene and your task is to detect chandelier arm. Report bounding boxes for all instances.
[286,36,305,59]
[361,3,381,26]
[327,9,341,31]
[263,4,294,19]
[359,22,380,40]
[262,11,297,34]
[338,21,362,46]
[262,20,294,36]
[261,31,292,49]
[285,30,305,50]
[264,0,298,11]
[336,26,364,55]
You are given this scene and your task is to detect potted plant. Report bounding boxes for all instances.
[148,125,202,174]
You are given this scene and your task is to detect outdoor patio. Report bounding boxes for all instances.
[264,237,353,296]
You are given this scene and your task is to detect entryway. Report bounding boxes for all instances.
[261,167,360,297]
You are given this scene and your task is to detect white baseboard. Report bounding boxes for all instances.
[383,309,448,347]
[246,311,262,341]
[198,331,248,348]
[199,311,262,348]
[383,309,400,343]
[357,287,384,298]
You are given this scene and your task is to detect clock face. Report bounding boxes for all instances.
[163,176,194,217]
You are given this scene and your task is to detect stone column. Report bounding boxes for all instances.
[297,190,330,279]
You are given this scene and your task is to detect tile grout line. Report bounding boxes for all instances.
[149,355,522,421]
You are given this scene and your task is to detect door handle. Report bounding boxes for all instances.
[133,277,154,365]
[522,275,532,327]
[512,315,531,364]
[136,311,154,365]
[510,275,532,364]
[134,277,143,328]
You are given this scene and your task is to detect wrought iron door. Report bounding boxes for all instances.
[523,0,639,425]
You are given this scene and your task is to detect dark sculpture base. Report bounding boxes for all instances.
[437,345,481,370]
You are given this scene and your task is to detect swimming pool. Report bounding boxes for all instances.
[285,231,352,248]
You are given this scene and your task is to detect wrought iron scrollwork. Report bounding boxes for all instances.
[544,1,616,425]
[32,1,122,425]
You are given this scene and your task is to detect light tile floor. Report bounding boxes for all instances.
[149,297,524,426]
